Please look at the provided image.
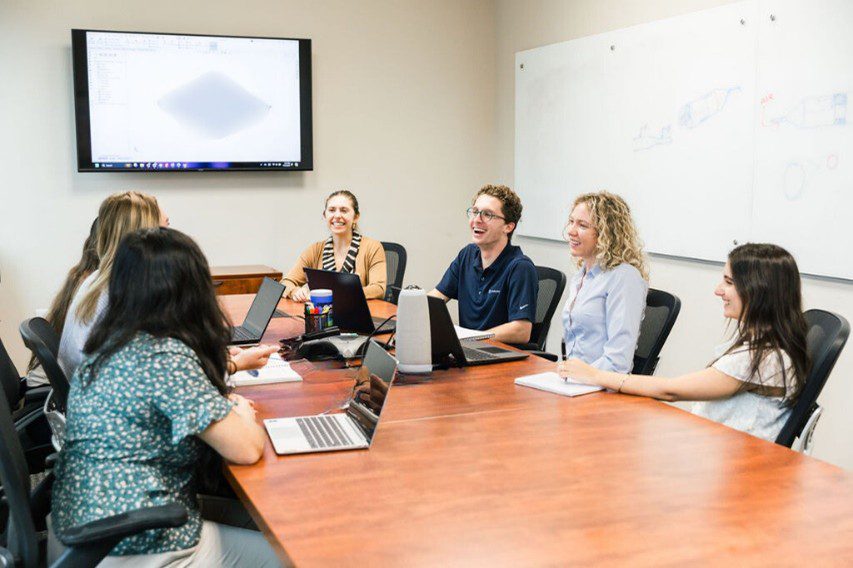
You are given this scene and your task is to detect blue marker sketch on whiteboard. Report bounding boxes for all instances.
[762,92,847,129]
[782,159,820,201]
[633,124,672,151]
[678,86,741,129]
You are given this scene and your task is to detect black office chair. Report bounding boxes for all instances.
[381,242,407,304]
[775,309,850,453]
[534,286,681,368]
[19,319,71,451]
[0,386,188,568]
[0,337,52,473]
[515,266,567,354]
[18,319,69,412]
[631,288,682,376]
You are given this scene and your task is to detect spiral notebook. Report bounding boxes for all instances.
[454,325,495,342]
[514,372,602,397]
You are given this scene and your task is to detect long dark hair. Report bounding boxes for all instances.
[28,218,100,372]
[723,243,810,404]
[83,227,231,394]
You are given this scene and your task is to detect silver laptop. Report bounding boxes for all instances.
[264,340,398,455]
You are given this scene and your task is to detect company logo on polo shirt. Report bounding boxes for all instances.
[518,304,529,310]
[487,289,501,294]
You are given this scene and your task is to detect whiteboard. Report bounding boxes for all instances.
[515,0,853,280]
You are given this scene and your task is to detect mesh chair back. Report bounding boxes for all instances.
[632,289,681,375]
[381,242,407,304]
[775,309,849,447]
[19,318,70,411]
[0,382,40,567]
[0,337,22,410]
[530,266,567,351]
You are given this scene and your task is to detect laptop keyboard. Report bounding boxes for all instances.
[462,346,500,362]
[296,415,355,449]
[232,326,254,341]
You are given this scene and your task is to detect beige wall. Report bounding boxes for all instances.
[1,0,849,470]
[495,0,853,469]
[0,1,494,358]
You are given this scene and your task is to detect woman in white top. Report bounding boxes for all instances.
[59,192,166,377]
[59,191,276,379]
[559,243,811,442]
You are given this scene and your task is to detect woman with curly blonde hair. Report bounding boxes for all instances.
[561,191,648,373]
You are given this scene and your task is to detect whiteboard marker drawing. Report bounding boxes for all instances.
[678,86,741,129]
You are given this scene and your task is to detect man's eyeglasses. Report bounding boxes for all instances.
[466,207,506,222]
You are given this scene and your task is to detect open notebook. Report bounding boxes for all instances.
[514,372,602,397]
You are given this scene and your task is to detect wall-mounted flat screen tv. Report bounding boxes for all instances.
[71,29,312,172]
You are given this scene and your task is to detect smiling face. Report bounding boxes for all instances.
[469,194,513,248]
[565,202,599,267]
[715,262,744,320]
[324,194,359,237]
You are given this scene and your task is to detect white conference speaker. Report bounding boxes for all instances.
[394,288,432,374]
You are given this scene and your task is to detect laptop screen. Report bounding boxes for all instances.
[242,278,285,336]
[346,341,397,444]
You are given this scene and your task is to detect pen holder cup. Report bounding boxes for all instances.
[305,310,334,334]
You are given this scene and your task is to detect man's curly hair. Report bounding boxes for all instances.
[474,184,523,239]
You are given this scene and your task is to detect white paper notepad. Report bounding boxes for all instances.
[454,325,495,341]
[514,372,603,397]
[230,353,302,387]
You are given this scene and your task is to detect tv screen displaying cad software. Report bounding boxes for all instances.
[71,29,312,172]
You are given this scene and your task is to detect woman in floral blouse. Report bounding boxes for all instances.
[50,227,280,566]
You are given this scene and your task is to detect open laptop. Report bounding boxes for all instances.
[427,295,529,367]
[264,340,398,455]
[304,268,396,335]
[229,277,285,345]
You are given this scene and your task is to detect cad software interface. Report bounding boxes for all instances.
[85,31,302,169]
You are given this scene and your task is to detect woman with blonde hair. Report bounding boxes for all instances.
[58,192,276,380]
[561,191,648,373]
[58,191,165,377]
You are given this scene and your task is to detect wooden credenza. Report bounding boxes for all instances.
[210,265,282,295]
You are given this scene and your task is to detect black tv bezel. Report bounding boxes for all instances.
[71,29,313,173]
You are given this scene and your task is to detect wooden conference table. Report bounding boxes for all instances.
[222,295,853,566]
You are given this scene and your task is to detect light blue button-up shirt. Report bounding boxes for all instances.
[562,262,647,373]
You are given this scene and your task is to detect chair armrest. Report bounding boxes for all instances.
[529,351,558,362]
[23,385,51,404]
[507,342,540,351]
[53,504,188,568]
[60,503,188,548]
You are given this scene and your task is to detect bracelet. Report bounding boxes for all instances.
[227,359,237,375]
[617,374,630,393]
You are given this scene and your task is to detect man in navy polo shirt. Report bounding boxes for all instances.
[429,184,538,344]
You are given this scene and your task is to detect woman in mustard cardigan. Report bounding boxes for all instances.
[283,190,387,301]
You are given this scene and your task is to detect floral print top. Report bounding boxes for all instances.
[52,333,233,555]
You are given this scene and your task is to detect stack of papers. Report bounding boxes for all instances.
[514,372,602,397]
[230,353,303,387]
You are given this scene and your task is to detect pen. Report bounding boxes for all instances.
[561,341,567,382]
